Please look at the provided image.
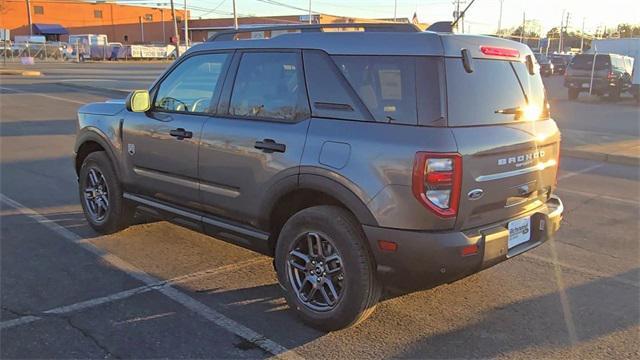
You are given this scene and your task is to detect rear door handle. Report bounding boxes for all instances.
[169,128,192,140]
[254,139,286,153]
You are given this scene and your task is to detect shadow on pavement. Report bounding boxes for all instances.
[392,269,640,358]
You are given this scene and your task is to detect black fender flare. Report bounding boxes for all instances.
[260,172,379,229]
[74,128,122,179]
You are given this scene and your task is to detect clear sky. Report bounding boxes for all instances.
[121,0,640,35]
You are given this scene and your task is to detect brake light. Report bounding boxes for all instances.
[480,46,520,58]
[412,152,462,218]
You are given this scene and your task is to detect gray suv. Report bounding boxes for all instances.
[74,24,563,331]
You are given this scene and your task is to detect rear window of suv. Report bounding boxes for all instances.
[445,58,547,126]
[569,54,610,71]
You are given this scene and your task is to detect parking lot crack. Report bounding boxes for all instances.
[1,305,37,318]
[62,316,121,359]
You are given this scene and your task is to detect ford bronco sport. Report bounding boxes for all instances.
[74,23,563,331]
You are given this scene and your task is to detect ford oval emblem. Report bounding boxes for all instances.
[468,189,484,200]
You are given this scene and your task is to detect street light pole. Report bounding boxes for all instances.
[170,0,180,57]
[520,12,525,43]
[25,0,33,37]
[233,0,238,29]
[394,0,397,22]
[558,9,564,53]
[139,16,145,43]
[184,0,189,46]
[161,9,166,44]
[497,0,504,35]
[580,17,585,53]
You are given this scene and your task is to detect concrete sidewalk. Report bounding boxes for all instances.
[55,80,640,167]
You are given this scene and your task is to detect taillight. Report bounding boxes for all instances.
[607,72,616,80]
[480,46,520,58]
[412,152,462,218]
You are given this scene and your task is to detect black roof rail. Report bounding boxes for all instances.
[207,22,421,42]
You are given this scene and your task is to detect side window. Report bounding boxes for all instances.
[229,52,308,121]
[332,55,418,124]
[303,50,371,122]
[154,53,230,113]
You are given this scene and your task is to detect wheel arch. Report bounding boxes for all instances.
[263,173,378,254]
[74,129,121,179]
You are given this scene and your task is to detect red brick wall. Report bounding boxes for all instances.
[0,0,187,43]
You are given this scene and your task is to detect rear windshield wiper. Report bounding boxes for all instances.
[494,106,521,115]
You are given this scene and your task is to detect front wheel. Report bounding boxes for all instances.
[275,206,381,331]
[78,152,134,234]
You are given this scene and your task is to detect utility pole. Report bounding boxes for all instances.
[308,0,312,24]
[170,0,180,57]
[497,0,504,35]
[580,17,585,53]
[161,9,166,44]
[184,0,189,46]
[558,9,564,53]
[25,0,33,36]
[454,0,460,32]
[139,16,144,42]
[563,11,570,51]
[520,12,525,43]
[394,0,397,22]
[232,0,238,29]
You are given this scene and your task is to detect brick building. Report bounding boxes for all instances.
[0,0,188,44]
[187,14,394,43]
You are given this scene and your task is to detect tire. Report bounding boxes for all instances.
[78,152,134,234]
[609,86,621,102]
[275,205,381,331]
[568,88,579,100]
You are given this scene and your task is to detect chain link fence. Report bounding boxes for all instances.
[1,41,189,64]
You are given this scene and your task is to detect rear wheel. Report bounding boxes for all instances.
[609,86,621,102]
[78,152,134,234]
[275,206,381,331]
[568,88,579,100]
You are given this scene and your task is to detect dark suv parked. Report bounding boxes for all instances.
[74,23,563,331]
[550,55,569,74]
[534,53,553,76]
[564,53,632,100]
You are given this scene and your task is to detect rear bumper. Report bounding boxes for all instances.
[363,195,563,291]
[564,78,622,92]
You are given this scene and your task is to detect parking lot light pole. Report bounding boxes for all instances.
[170,0,180,57]
[233,0,238,29]
[26,0,33,37]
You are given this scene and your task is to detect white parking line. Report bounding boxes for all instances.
[0,257,270,331]
[0,86,87,105]
[556,187,639,206]
[557,163,605,181]
[521,253,639,289]
[0,193,301,360]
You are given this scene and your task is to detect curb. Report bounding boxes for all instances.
[0,69,42,76]
[562,147,639,167]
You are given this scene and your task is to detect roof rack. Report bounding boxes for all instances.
[207,23,421,42]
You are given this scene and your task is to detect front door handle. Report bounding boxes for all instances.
[254,139,286,153]
[169,128,192,140]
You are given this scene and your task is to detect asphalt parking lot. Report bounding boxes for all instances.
[1,63,639,359]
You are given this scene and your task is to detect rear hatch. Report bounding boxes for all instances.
[444,46,560,230]
[566,54,611,81]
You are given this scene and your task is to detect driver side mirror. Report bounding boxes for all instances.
[126,90,151,112]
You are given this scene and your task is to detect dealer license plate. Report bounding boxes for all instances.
[508,217,531,249]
